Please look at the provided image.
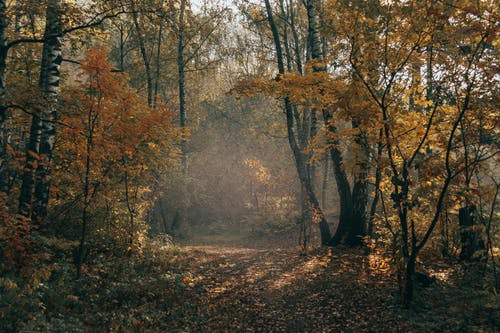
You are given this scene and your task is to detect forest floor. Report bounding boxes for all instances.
[3,232,499,332]
[80,232,498,333]
[173,240,498,332]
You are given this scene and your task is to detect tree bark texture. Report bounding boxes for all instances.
[18,113,42,216]
[0,0,9,194]
[171,0,188,234]
[349,119,370,245]
[19,0,62,218]
[177,0,187,176]
[33,0,63,223]
[153,20,163,107]
[130,0,153,107]
[459,205,486,261]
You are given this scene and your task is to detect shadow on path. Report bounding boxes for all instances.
[174,235,498,332]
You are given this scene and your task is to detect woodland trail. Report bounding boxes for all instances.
[179,243,403,332]
[38,236,497,332]
[169,240,498,332]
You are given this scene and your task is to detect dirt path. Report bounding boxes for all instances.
[181,244,397,332]
[78,238,497,332]
[171,241,498,332]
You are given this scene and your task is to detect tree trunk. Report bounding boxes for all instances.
[304,0,322,69]
[18,112,42,216]
[459,205,486,261]
[76,132,92,280]
[304,0,356,245]
[288,0,303,75]
[308,107,318,183]
[299,186,310,254]
[350,180,368,245]
[177,0,187,175]
[153,20,163,107]
[321,156,328,210]
[349,120,370,245]
[279,0,322,242]
[324,114,353,245]
[368,129,383,237]
[171,0,188,234]
[278,0,293,72]
[158,199,170,233]
[130,0,153,107]
[170,210,180,232]
[402,254,416,307]
[76,71,97,279]
[33,0,62,223]
[18,0,62,219]
[0,0,9,194]
[124,170,136,248]
[264,0,331,245]
[440,209,450,257]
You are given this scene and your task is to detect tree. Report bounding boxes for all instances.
[59,46,176,277]
[263,0,333,248]
[0,0,129,216]
[129,0,154,106]
[304,0,371,246]
[18,0,62,221]
[236,0,374,247]
[0,0,7,193]
[338,0,498,305]
[32,0,63,222]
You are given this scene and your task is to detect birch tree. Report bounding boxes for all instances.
[32,0,63,222]
[18,0,62,221]
[263,0,333,247]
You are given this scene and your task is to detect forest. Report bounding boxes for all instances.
[0,0,498,331]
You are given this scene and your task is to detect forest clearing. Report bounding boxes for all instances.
[0,0,499,332]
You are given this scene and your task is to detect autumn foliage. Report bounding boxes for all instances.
[0,0,498,331]
[54,46,178,252]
